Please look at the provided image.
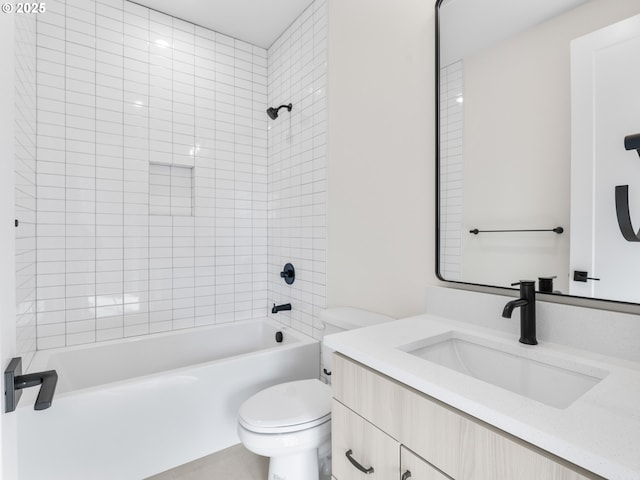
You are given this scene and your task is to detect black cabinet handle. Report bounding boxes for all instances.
[402,471,412,480]
[345,449,374,474]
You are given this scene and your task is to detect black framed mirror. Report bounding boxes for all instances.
[435,0,640,304]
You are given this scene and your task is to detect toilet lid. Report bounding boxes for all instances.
[239,379,332,433]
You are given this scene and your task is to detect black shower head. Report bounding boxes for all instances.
[267,103,292,120]
[266,107,278,120]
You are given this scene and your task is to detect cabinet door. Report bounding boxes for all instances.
[332,400,400,480]
[401,446,452,480]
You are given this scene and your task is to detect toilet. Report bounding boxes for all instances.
[237,307,393,480]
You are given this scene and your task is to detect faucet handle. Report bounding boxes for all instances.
[511,280,535,287]
[279,263,295,285]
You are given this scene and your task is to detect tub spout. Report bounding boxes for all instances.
[272,303,292,314]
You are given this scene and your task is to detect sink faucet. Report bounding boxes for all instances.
[502,280,537,345]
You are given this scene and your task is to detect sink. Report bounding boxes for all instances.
[399,332,608,409]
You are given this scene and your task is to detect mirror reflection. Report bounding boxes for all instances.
[437,0,640,303]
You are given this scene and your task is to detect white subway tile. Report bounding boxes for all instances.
[31,0,326,349]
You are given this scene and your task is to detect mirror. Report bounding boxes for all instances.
[436,0,640,303]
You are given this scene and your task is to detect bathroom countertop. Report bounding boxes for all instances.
[323,314,640,480]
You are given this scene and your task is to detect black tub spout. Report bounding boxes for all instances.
[272,303,292,314]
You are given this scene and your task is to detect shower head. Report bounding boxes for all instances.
[267,103,292,120]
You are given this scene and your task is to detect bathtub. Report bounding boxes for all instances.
[17,318,319,480]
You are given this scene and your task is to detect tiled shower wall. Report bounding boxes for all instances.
[15,12,38,363]
[267,0,327,340]
[439,60,464,281]
[35,0,269,349]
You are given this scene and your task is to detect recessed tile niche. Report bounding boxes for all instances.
[149,163,193,216]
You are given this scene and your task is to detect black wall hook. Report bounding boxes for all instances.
[574,271,600,282]
[614,134,640,241]
[624,133,640,158]
[615,185,640,242]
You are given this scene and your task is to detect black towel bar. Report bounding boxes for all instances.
[469,227,564,235]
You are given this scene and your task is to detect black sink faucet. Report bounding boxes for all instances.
[502,280,538,345]
[272,303,292,314]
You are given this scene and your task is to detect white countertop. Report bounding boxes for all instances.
[324,314,640,480]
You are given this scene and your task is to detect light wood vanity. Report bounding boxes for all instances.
[331,354,604,480]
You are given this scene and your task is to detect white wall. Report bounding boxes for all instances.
[327,0,434,319]
[1,10,18,480]
[267,0,328,340]
[459,0,640,291]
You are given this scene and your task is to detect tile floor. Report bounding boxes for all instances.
[146,444,269,480]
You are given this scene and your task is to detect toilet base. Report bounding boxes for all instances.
[268,449,319,480]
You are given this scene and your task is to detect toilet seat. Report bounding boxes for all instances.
[238,379,332,434]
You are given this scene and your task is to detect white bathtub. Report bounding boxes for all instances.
[17,318,319,480]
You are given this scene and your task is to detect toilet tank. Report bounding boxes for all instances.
[320,307,394,377]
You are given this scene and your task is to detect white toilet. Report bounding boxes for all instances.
[237,307,393,480]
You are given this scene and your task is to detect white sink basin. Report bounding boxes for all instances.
[399,332,608,409]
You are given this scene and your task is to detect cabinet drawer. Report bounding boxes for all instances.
[332,400,400,480]
[401,446,452,480]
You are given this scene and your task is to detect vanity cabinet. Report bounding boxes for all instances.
[332,399,449,480]
[331,354,603,480]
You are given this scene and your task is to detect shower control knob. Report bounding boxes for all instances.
[279,263,295,285]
